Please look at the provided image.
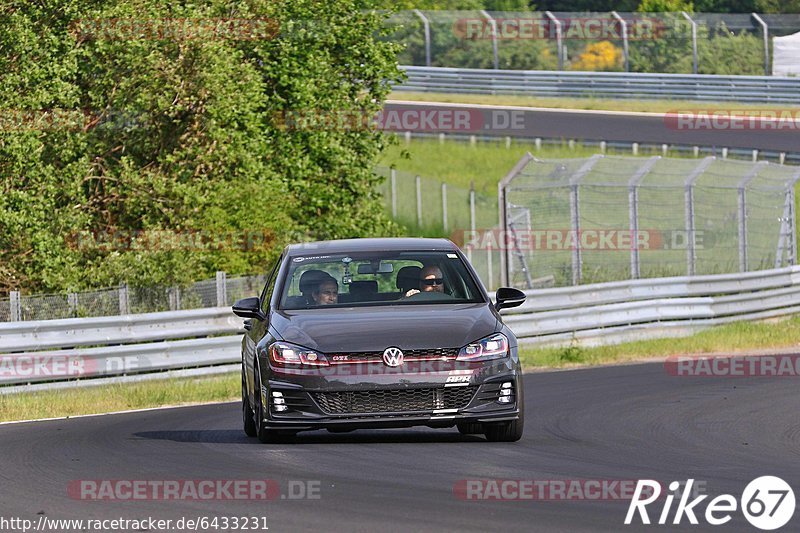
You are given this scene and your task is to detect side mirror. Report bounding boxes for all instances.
[495,287,526,311]
[232,297,266,320]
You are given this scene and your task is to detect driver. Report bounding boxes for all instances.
[312,275,339,305]
[404,265,444,297]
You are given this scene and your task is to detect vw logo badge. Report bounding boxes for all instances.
[382,347,404,367]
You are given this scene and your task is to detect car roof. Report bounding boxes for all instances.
[284,238,459,256]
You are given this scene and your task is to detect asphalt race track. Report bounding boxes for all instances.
[1,362,797,532]
[384,101,800,153]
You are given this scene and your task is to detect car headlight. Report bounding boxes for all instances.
[268,342,329,367]
[457,333,509,361]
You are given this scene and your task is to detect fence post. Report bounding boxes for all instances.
[415,175,422,227]
[216,271,227,307]
[570,184,581,285]
[545,12,563,70]
[681,12,698,74]
[469,182,476,235]
[10,290,21,321]
[67,292,78,317]
[390,168,397,219]
[611,11,629,72]
[628,157,660,279]
[567,155,603,285]
[684,157,714,276]
[412,9,431,67]
[169,287,182,311]
[441,182,448,232]
[752,13,770,76]
[119,283,130,315]
[487,242,493,290]
[738,162,767,272]
[480,10,499,70]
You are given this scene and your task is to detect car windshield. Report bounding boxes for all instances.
[279,251,484,309]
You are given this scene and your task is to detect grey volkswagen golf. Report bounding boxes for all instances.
[232,238,526,443]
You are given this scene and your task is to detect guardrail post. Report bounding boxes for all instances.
[479,10,499,70]
[412,9,431,67]
[752,13,770,76]
[441,182,448,232]
[390,168,397,218]
[545,11,563,70]
[415,175,422,227]
[681,12,698,74]
[216,271,227,307]
[611,11,629,72]
[119,283,130,315]
[10,290,21,321]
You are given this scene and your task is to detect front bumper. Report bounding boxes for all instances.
[259,359,522,432]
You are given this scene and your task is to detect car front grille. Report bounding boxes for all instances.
[327,347,459,363]
[312,386,477,415]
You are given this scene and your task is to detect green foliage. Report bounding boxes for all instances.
[637,0,695,12]
[0,0,403,294]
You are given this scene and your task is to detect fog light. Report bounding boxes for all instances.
[272,391,288,412]
[498,382,513,404]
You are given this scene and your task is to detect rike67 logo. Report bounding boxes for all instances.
[625,477,795,530]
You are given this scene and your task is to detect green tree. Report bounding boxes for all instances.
[0,0,402,294]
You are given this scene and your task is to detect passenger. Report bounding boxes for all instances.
[404,265,444,297]
[312,275,339,305]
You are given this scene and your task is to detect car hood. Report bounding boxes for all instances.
[270,303,498,353]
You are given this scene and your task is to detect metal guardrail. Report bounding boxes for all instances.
[2,265,800,390]
[504,265,800,345]
[397,66,800,104]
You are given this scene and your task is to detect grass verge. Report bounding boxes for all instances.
[379,137,601,194]
[0,372,238,423]
[390,91,800,114]
[520,316,800,369]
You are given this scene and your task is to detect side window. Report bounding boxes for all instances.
[259,256,282,313]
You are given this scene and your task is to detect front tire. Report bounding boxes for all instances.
[242,369,257,438]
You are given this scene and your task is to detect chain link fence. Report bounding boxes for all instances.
[383,10,800,75]
[0,273,267,323]
[499,154,800,288]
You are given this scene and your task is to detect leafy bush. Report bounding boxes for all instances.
[0,0,403,294]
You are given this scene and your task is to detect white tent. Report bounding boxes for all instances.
[773,31,800,76]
